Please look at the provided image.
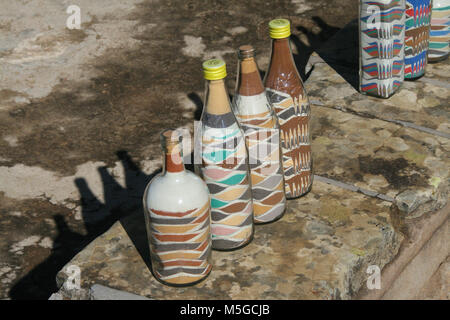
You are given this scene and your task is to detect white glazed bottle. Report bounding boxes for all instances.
[143,129,212,286]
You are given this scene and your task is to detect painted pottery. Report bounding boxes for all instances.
[232,45,286,224]
[359,0,406,98]
[429,0,450,62]
[143,129,212,286]
[198,59,254,250]
[405,0,432,78]
[264,19,313,199]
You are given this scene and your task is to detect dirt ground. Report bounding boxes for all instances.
[0,0,358,299]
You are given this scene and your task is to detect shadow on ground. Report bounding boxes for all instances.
[292,16,342,81]
[313,19,360,90]
[9,151,160,299]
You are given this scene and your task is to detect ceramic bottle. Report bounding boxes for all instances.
[143,129,212,286]
[264,19,313,199]
[359,0,406,97]
[232,45,286,224]
[198,59,254,250]
[428,0,450,62]
[405,0,432,78]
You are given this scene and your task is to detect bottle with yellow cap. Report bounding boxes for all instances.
[198,59,254,251]
[264,18,313,199]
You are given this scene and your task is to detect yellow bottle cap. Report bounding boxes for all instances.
[202,59,227,80]
[269,18,291,39]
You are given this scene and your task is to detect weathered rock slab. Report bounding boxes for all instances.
[56,180,402,300]
[306,39,449,218]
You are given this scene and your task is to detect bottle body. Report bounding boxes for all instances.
[233,46,286,224]
[199,64,254,250]
[404,0,432,79]
[264,37,313,199]
[143,130,212,286]
[428,0,450,62]
[359,0,406,97]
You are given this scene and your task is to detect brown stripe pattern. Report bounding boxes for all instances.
[236,110,286,223]
[148,201,212,285]
[266,89,313,198]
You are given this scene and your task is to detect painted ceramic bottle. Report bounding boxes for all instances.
[359,0,406,98]
[405,0,432,78]
[429,0,450,62]
[198,59,254,250]
[232,45,286,224]
[263,19,313,199]
[143,129,212,286]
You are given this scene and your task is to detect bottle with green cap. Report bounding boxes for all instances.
[264,18,313,199]
[198,59,254,251]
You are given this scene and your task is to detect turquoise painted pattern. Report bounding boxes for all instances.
[429,3,450,61]
[200,112,253,250]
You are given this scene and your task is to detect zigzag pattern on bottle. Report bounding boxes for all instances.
[363,40,403,58]
[362,60,403,78]
[149,201,212,285]
[201,117,253,250]
[360,7,404,23]
[360,0,405,98]
[236,110,286,223]
[429,5,450,60]
[266,89,312,199]
[404,0,432,78]
[364,0,403,11]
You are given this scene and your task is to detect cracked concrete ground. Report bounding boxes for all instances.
[0,0,358,300]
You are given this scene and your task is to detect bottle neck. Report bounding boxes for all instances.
[265,37,304,98]
[163,143,185,174]
[236,57,264,96]
[205,79,231,115]
[269,38,296,70]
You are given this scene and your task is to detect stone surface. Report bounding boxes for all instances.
[0,0,353,299]
[357,203,449,299]
[309,101,449,218]
[307,54,449,218]
[1,1,448,300]
[415,256,449,300]
[381,218,449,300]
[89,284,150,300]
[56,180,402,300]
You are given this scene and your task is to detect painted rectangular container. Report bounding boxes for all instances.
[428,0,450,62]
[359,0,406,98]
[404,0,432,78]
